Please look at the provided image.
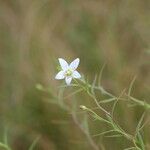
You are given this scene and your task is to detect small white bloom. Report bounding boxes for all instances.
[55,58,81,85]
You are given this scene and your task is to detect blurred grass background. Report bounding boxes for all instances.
[0,0,150,150]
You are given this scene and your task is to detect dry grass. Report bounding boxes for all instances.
[0,0,149,149]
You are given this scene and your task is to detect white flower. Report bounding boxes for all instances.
[55,58,81,85]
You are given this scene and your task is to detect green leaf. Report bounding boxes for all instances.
[93,130,116,137]
[0,142,11,150]
[99,98,116,104]
[105,134,123,138]
[91,75,97,95]
[29,136,40,150]
[128,76,137,96]
[124,147,136,150]
[135,113,145,134]
[98,63,106,86]
[136,132,145,150]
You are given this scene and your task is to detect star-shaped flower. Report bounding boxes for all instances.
[55,58,81,85]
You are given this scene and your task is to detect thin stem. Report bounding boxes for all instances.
[71,113,100,150]
[87,91,111,116]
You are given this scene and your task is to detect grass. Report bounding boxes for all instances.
[0,0,149,149]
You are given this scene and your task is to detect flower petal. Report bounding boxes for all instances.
[65,77,72,85]
[69,58,80,70]
[55,71,65,79]
[58,58,69,70]
[72,71,81,79]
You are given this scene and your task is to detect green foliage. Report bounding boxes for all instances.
[0,0,149,149]
[28,137,40,150]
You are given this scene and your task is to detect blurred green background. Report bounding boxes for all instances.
[0,0,150,150]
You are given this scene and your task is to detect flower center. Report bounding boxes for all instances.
[65,69,72,76]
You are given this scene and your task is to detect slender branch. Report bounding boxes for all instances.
[71,113,100,150]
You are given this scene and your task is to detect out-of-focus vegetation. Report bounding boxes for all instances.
[0,0,150,150]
